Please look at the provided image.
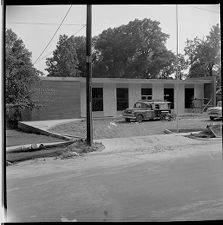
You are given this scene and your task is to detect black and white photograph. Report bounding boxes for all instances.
[2,2,222,222]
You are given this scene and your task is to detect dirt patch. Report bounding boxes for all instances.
[7,139,105,164]
[49,117,211,139]
[53,139,105,160]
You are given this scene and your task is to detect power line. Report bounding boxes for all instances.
[39,24,86,61]
[187,5,219,14]
[73,24,86,36]
[8,22,85,26]
[33,5,72,65]
[38,24,86,62]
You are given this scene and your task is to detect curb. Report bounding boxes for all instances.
[7,121,81,156]
[18,121,72,141]
[6,140,77,153]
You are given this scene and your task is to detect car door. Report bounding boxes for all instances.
[142,103,153,120]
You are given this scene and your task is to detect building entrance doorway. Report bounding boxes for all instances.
[164,88,174,109]
[116,88,129,111]
[185,88,194,109]
[92,88,103,111]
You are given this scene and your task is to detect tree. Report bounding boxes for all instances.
[184,24,221,78]
[71,36,98,77]
[93,18,175,79]
[72,36,86,77]
[5,28,40,125]
[46,35,80,77]
[157,53,188,79]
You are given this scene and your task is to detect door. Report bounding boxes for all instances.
[164,88,174,109]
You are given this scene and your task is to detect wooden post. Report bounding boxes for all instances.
[86,5,93,146]
[213,75,216,107]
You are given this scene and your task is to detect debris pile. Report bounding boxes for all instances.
[56,139,105,160]
[188,124,222,138]
[107,121,118,129]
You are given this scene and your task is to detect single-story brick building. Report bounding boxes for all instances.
[21,76,217,121]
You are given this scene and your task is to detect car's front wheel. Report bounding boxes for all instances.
[125,118,130,122]
[210,116,215,121]
[136,114,143,123]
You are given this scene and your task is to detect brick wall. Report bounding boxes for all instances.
[23,79,81,121]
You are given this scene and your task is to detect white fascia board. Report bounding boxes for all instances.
[40,76,213,84]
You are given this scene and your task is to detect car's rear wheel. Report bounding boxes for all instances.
[210,116,215,121]
[136,114,143,123]
[160,113,166,120]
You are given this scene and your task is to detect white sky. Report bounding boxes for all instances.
[5,4,220,75]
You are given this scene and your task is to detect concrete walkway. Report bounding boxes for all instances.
[18,118,82,131]
[95,133,221,155]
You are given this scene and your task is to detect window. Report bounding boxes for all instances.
[92,88,103,111]
[164,88,174,109]
[117,88,129,111]
[134,102,141,108]
[141,88,152,100]
[185,88,194,108]
[155,104,160,109]
[141,103,151,109]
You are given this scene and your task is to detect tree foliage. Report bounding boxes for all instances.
[72,36,86,77]
[5,28,40,109]
[46,34,80,77]
[93,18,174,79]
[46,19,177,79]
[158,53,188,79]
[184,24,221,78]
[71,36,98,77]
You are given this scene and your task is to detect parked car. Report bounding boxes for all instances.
[207,101,222,120]
[122,100,172,122]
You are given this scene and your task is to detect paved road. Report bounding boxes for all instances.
[6,138,223,222]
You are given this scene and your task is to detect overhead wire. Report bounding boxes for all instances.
[33,5,73,65]
[187,5,219,14]
[38,24,86,62]
[8,22,85,26]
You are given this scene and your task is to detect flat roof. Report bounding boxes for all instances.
[40,76,213,84]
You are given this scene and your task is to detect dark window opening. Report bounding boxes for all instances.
[204,83,213,106]
[92,88,103,111]
[164,88,174,109]
[141,88,152,100]
[185,88,194,108]
[155,104,160,109]
[117,88,129,111]
[134,102,141,108]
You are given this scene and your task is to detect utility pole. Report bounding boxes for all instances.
[86,5,93,146]
[176,4,179,133]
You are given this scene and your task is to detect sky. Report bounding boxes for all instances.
[5,4,220,75]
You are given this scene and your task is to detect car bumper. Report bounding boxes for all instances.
[122,115,136,120]
[208,114,222,118]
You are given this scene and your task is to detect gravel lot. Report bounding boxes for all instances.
[49,115,219,139]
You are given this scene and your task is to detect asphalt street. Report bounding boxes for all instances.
[6,139,223,222]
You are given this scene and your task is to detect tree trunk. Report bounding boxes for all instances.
[208,63,214,77]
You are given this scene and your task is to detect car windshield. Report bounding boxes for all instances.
[134,102,141,108]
